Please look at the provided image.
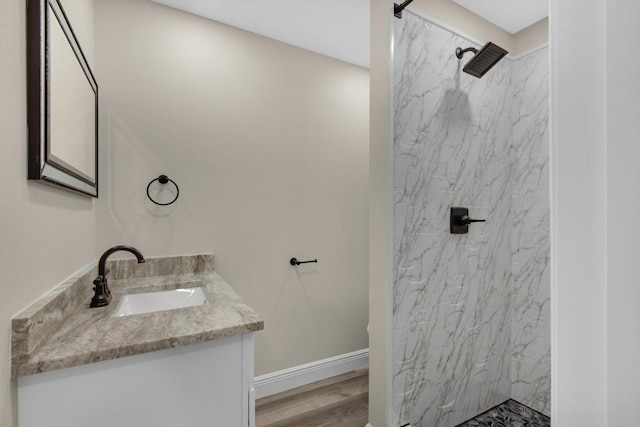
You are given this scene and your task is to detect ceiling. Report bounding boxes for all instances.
[452,0,548,34]
[149,0,370,68]
[150,0,548,69]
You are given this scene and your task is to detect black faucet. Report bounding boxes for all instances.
[90,245,145,308]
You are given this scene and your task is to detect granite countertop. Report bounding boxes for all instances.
[12,254,263,378]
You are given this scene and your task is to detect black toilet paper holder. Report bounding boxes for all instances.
[290,258,318,266]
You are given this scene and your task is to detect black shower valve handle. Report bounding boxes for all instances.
[459,215,486,225]
[450,207,485,234]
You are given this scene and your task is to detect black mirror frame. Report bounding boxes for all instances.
[27,0,99,197]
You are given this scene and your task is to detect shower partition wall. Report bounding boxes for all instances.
[393,12,550,427]
[509,46,550,414]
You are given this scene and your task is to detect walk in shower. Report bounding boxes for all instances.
[392,11,550,427]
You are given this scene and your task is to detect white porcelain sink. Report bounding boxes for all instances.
[115,287,208,317]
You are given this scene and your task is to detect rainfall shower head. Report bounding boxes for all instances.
[455,42,508,78]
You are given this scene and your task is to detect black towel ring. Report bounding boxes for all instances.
[146,175,179,206]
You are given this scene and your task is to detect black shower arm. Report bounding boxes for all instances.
[455,47,479,59]
[394,0,416,18]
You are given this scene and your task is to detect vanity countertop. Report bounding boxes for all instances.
[11,254,263,378]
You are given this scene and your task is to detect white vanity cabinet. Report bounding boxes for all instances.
[18,333,256,427]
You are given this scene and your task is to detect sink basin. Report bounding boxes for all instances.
[115,287,208,317]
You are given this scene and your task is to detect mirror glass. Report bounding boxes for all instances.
[28,0,98,197]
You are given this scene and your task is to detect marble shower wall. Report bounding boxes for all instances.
[509,47,550,415]
[393,14,515,426]
[393,12,550,426]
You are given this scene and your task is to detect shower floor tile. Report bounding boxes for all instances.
[455,399,551,427]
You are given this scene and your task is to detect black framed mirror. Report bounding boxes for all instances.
[27,0,98,197]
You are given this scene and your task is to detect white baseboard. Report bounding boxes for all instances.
[254,348,369,399]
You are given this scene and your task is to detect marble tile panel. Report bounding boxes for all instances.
[393,10,550,426]
[514,156,550,187]
[510,40,551,420]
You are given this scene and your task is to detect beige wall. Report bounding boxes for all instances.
[94,0,370,376]
[515,18,550,55]
[409,0,548,56]
[0,0,97,426]
[410,0,515,51]
[368,1,394,425]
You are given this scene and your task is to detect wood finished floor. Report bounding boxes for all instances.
[255,369,369,427]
